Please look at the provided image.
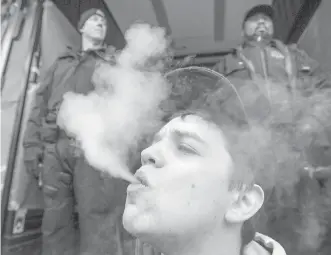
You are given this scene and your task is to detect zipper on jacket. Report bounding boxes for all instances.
[260,47,271,101]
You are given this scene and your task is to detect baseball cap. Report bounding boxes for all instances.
[243,4,274,24]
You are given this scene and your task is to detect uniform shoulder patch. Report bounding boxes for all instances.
[270,49,285,59]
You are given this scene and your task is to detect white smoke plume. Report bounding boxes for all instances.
[57,23,171,183]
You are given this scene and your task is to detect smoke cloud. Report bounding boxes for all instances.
[57,23,171,183]
[228,78,331,254]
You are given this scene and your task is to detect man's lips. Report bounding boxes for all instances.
[94,27,103,32]
[127,183,147,192]
[134,169,152,187]
[126,170,152,203]
[256,26,267,32]
[126,183,148,204]
[136,175,150,187]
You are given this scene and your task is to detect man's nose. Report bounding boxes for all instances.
[96,17,105,26]
[141,146,164,168]
[257,18,266,24]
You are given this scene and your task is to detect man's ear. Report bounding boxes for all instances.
[225,184,264,224]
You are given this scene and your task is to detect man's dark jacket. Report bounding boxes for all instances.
[23,46,116,163]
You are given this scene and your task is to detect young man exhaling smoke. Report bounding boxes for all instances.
[123,66,331,255]
[23,8,132,255]
[122,67,292,255]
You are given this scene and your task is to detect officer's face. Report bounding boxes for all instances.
[81,13,107,42]
[123,115,236,243]
[244,13,274,39]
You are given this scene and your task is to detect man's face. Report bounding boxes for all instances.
[123,115,236,242]
[243,13,274,40]
[80,13,107,41]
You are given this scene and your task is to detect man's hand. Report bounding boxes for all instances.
[38,171,43,187]
[24,147,44,180]
[314,166,331,180]
[69,139,84,157]
[25,158,43,180]
[303,165,331,180]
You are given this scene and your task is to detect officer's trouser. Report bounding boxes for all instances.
[41,138,76,255]
[74,157,134,255]
[41,137,135,255]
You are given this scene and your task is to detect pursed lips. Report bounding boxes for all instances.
[93,26,103,32]
[256,25,267,31]
[126,171,151,203]
[126,183,148,204]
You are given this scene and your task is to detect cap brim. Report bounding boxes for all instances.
[163,67,249,125]
[244,4,274,22]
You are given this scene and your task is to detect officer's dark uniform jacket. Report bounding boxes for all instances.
[213,39,325,86]
[213,38,331,166]
[213,38,331,163]
[23,45,116,160]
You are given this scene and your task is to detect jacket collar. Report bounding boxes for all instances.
[241,39,290,58]
[244,233,287,255]
[59,45,116,63]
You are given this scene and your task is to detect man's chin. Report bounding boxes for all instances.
[89,34,105,43]
[123,204,148,236]
[248,33,272,43]
[123,206,164,243]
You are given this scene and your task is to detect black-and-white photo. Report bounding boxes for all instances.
[1,1,331,255]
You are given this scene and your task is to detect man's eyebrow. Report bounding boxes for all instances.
[172,130,206,144]
[151,129,206,144]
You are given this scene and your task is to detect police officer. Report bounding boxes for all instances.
[23,8,131,255]
[214,4,324,85]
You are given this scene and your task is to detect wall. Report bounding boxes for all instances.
[41,0,80,72]
[297,0,331,72]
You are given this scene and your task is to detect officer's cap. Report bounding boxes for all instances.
[243,4,274,24]
[78,8,106,29]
